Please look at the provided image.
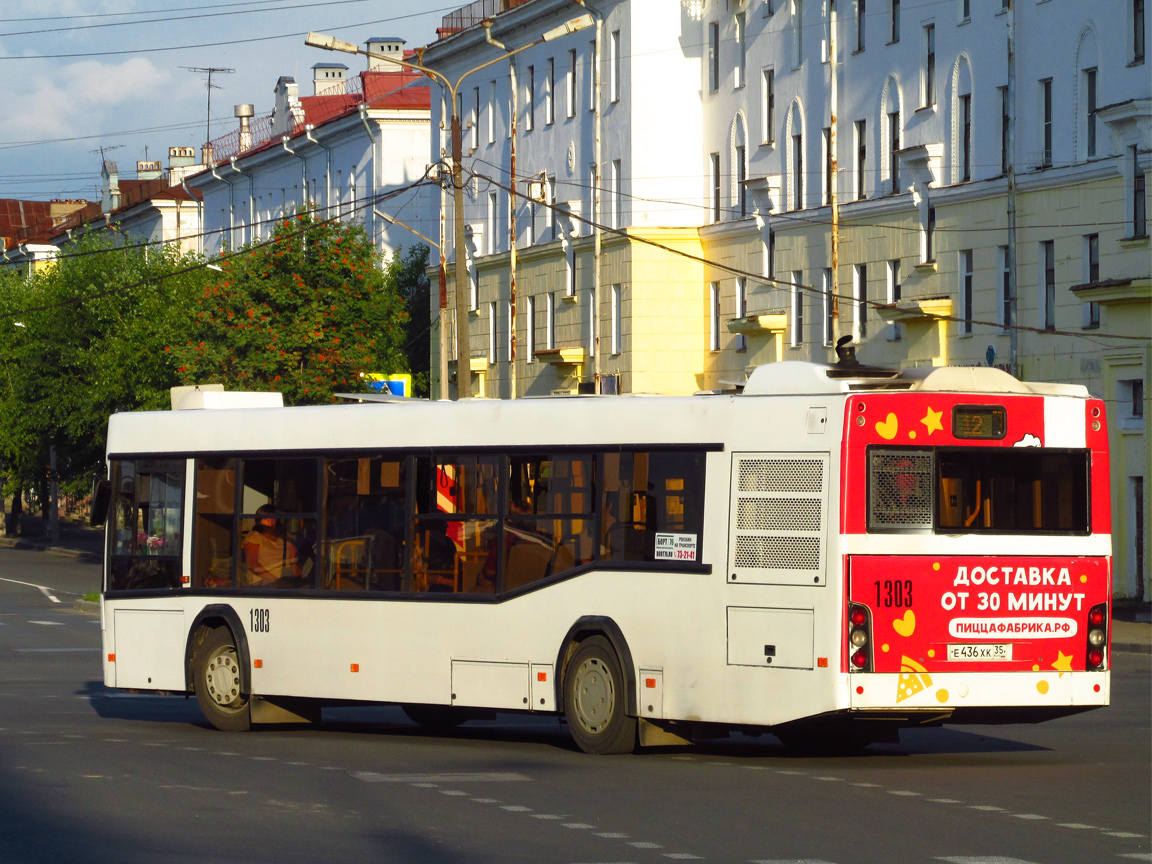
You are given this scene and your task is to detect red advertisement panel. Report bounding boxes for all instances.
[849,555,1110,674]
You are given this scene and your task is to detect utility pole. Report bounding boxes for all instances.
[183,66,235,152]
[829,0,840,351]
[1006,0,1019,378]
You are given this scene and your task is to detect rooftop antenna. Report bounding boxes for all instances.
[182,66,235,148]
[89,144,124,170]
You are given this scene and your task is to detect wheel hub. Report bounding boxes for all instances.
[205,646,241,710]
[573,657,614,734]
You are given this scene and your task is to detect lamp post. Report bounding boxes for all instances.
[307,15,593,399]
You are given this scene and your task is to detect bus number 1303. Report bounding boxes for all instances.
[874,580,913,608]
[250,608,270,633]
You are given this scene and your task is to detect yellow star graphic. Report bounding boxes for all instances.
[921,406,944,435]
[1051,651,1074,677]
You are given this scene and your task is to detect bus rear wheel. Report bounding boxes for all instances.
[563,636,636,755]
[193,626,251,732]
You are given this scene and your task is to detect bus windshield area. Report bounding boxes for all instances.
[869,447,1090,534]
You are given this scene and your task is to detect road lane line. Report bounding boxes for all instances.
[0,578,71,602]
[356,771,531,783]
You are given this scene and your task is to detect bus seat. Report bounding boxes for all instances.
[504,542,552,590]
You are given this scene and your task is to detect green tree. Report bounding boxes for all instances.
[391,243,431,397]
[0,234,209,501]
[171,214,411,404]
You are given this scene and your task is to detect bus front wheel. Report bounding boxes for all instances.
[192,626,251,732]
[563,636,636,755]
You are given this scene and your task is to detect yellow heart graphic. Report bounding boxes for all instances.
[875,412,899,440]
[893,610,916,637]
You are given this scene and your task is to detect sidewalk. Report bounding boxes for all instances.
[3,522,1148,654]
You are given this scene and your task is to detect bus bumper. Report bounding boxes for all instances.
[848,669,1110,712]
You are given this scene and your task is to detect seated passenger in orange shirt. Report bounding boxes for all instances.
[244,505,300,586]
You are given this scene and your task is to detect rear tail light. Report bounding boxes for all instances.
[1085,603,1108,670]
[847,603,872,672]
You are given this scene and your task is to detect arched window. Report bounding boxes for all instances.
[949,55,973,184]
[880,75,903,195]
[731,112,749,218]
[1074,27,1101,161]
[786,100,806,210]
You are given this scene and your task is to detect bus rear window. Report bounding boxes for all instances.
[937,449,1088,533]
[868,448,1090,534]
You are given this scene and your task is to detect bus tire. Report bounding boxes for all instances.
[192,626,251,732]
[563,636,636,755]
[401,703,466,732]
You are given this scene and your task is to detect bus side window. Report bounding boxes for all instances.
[323,457,407,592]
[108,459,184,591]
[601,451,706,563]
[237,458,318,590]
[193,457,237,588]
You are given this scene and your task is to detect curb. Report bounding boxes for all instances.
[0,537,101,562]
[73,599,100,614]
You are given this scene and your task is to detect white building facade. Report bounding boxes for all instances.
[424,0,1149,600]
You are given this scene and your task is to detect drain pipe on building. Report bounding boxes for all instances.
[305,126,333,221]
[571,0,602,392]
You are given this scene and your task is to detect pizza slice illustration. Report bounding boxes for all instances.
[896,656,933,703]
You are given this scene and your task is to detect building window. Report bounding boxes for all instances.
[709,282,721,351]
[999,86,1010,174]
[793,133,804,210]
[588,40,596,110]
[466,87,476,151]
[855,119,867,200]
[526,295,536,360]
[960,249,973,335]
[708,22,719,92]
[546,292,555,350]
[611,284,621,355]
[923,24,935,107]
[568,49,577,117]
[763,69,775,144]
[1084,67,1097,158]
[737,144,747,217]
[1134,147,1148,237]
[565,245,576,298]
[527,196,537,246]
[1084,233,1101,327]
[856,0,866,52]
[1041,78,1053,167]
[545,58,555,125]
[507,300,513,362]
[792,0,804,67]
[888,111,901,193]
[960,93,972,181]
[526,65,535,131]
[1119,378,1146,429]
[736,13,747,88]
[822,267,834,346]
[887,259,902,341]
[612,159,623,229]
[735,277,747,352]
[768,228,776,279]
[959,0,970,21]
[611,30,621,102]
[488,301,497,364]
[586,288,596,358]
[547,175,558,240]
[925,205,936,263]
[890,0,900,43]
[1135,0,1146,65]
[999,245,1012,330]
[487,80,497,144]
[822,126,833,205]
[487,191,497,255]
[791,272,805,347]
[711,152,721,222]
[1041,240,1056,330]
[854,264,868,340]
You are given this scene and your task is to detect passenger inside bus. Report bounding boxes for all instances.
[243,504,303,586]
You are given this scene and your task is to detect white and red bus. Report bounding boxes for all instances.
[94,359,1112,754]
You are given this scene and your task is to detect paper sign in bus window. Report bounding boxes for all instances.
[655,533,698,561]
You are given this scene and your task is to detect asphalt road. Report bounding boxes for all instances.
[1,546,1148,864]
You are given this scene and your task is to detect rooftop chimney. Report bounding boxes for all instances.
[137,160,163,180]
[235,104,255,152]
[312,62,348,96]
[365,37,406,71]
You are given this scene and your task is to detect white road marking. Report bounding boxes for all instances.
[929,798,964,804]
[1012,814,1048,820]
[852,782,882,788]
[750,859,838,863]
[1119,854,1152,861]
[662,854,703,860]
[627,842,662,849]
[440,791,469,797]
[357,771,530,783]
[596,833,628,839]
[501,805,531,812]
[564,823,595,829]
[1104,832,1146,839]
[1056,823,1099,829]
[532,814,565,820]
[812,776,844,782]
[938,858,1042,863]
[0,578,69,602]
[888,790,922,796]
[28,620,64,626]
[470,798,500,803]
[249,756,275,761]
[968,805,1006,811]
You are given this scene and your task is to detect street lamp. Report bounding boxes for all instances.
[307,13,593,400]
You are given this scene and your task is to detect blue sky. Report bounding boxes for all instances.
[0,1,455,201]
